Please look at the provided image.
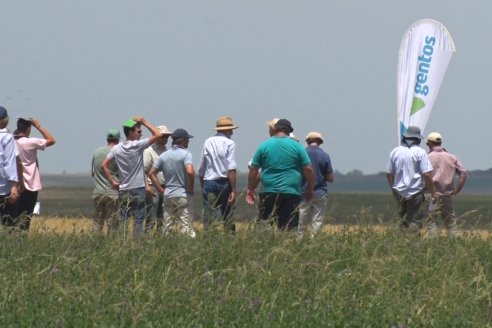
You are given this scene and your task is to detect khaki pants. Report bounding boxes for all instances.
[392,190,427,232]
[427,194,457,237]
[163,197,196,238]
[299,196,327,238]
[92,194,119,234]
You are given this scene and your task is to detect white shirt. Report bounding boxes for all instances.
[198,132,237,180]
[386,145,433,198]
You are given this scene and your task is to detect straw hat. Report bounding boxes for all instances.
[265,118,279,128]
[214,116,239,130]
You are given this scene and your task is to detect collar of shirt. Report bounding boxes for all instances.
[215,132,229,139]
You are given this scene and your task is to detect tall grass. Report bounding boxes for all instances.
[1,219,492,327]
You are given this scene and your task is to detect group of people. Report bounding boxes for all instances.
[386,126,467,236]
[0,105,467,238]
[91,115,335,237]
[0,106,56,230]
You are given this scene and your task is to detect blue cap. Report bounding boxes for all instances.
[0,106,8,120]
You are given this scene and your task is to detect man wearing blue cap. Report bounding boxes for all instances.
[101,116,162,236]
[0,106,19,226]
[91,128,121,234]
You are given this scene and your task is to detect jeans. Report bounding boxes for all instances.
[119,187,146,236]
[202,178,235,232]
[258,193,301,231]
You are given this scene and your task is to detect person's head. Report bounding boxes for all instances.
[274,118,294,135]
[426,132,442,147]
[401,125,422,145]
[16,118,33,135]
[171,128,193,148]
[214,116,238,138]
[265,118,279,137]
[122,119,142,140]
[106,128,121,145]
[0,106,9,129]
[156,125,172,146]
[305,131,324,145]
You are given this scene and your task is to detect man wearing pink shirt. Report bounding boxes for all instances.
[426,132,468,237]
[14,117,56,230]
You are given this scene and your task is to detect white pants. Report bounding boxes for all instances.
[162,197,196,238]
[298,196,327,237]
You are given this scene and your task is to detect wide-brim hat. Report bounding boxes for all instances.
[305,131,323,143]
[265,118,279,129]
[156,125,172,135]
[402,126,422,139]
[214,116,239,130]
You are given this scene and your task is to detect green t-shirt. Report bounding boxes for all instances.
[251,136,311,195]
[92,145,119,196]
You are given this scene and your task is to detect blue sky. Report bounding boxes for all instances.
[1,1,491,174]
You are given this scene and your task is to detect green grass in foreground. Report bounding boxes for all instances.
[1,226,492,327]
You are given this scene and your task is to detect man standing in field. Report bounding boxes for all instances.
[143,125,172,233]
[198,116,238,233]
[148,128,196,237]
[14,117,56,230]
[0,106,19,226]
[101,116,162,236]
[91,128,120,235]
[386,126,435,232]
[246,119,315,231]
[425,132,468,237]
[298,131,334,238]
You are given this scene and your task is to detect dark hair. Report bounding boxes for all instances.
[307,138,323,145]
[17,119,32,132]
[275,125,291,135]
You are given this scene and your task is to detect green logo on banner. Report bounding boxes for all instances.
[410,97,426,115]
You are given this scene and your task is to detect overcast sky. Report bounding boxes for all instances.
[1,1,491,175]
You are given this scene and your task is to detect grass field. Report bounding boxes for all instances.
[2,189,492,326]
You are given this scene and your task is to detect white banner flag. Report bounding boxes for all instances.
[397,19,456,140]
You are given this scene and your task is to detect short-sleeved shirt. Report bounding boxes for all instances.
[301,145,333,198]
[154,146,193,198]
[143,143,167,186]
[198,132,237,181]
[428,146,468,195]
[107,138,150,190]
[251,136,311,196]
[92,145,119,197]
[16,137,47,191]
[386,145,433,198]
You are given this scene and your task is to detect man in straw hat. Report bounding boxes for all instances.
[0,106,19,226]
[101,116,162,236]
[143,125,172,233]
[298,131,334,238]
[91,128,120,234]
[425,131,467,237]
[148,128,196,238]
[386,125,435,232]
[198,116,238,233]
[246,119,314,231]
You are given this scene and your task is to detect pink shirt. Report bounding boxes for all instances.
[16,137,47,191]
[428,146,467,195]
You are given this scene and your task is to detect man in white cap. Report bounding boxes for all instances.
[143,125,172,233]
[386,125,435,232]
[0,106,19,226]
[198,116,238,233]
[101,116,162,236]
[148,128,196,238]
[298,131,334,238]
[91,128,120,234]
[426,132,467,237]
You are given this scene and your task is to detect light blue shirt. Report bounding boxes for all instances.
[198,132,237,180]
[154,146,193,198]
[386,145,433,198]
[0,129,18,196]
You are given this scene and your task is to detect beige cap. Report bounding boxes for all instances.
[156,125,172,135]
[305,131,323,142]
[214,116,239,130]
[427,132,442,142]
[265,118,279,128]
